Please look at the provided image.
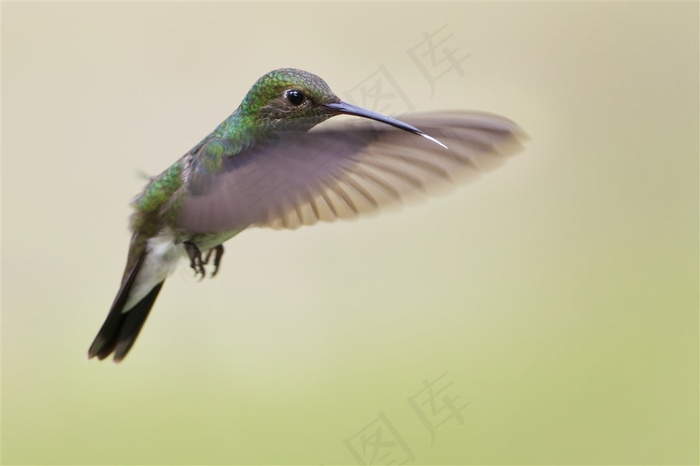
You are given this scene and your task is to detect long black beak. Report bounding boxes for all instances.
[324,101,447,149]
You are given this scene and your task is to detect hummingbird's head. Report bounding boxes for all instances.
[238,68,341,133]
[238,68,446,147]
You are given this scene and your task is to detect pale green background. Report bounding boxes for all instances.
[2,2,698,465]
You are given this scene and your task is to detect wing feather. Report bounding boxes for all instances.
[177,111,526,233]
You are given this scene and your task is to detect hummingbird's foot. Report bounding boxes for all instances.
[184,241,206,279]
[202,245,225,278]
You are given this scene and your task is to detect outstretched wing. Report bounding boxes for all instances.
[177,111,527,233]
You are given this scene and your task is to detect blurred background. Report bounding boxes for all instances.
[2,2,697,464]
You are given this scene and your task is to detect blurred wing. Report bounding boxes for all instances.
[178,111,527,233]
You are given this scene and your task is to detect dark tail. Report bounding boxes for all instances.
[88,251,165,362]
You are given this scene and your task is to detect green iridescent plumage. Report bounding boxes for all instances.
[130,69,339,238]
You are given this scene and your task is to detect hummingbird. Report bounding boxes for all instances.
[87,68,526,362]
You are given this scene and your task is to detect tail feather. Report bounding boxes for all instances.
[113,282,164,361]
[88,251,164,362]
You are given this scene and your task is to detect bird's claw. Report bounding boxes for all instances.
[202,245,225,277]
[184,241,206,279]
[184,242,224,279]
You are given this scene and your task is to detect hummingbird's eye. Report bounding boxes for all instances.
[285,89,305,106]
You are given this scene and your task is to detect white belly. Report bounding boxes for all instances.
[122,233,184,312]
